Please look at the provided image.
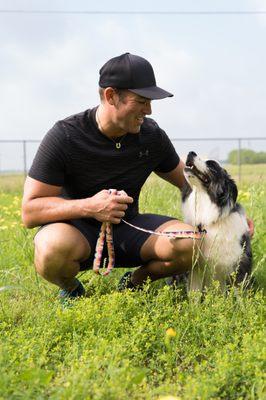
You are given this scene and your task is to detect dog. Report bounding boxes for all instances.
[181,151,252,291]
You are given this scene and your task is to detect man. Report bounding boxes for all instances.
[22,52,252,299]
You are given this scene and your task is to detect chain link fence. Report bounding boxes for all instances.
[0,137,265,181]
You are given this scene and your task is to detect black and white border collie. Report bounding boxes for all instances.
[181,151,252,291]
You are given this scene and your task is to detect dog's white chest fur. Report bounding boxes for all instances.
[182,189,220,227]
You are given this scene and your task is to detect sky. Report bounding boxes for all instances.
[0,0,266,171]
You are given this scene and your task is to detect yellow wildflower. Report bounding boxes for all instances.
[165,328,176,338]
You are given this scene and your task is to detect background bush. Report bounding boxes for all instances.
[227,149,266,164]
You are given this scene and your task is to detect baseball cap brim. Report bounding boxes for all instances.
[128,86,173,100]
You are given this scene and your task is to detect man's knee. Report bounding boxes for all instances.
[33,224,91,278]
[34,234,67,278]
[35,230,74,261]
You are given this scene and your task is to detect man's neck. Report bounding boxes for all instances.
[96,105,126,138]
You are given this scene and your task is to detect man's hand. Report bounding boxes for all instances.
[86,189,133,224]
[247,217,254,238]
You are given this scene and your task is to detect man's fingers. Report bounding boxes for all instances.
[117,190,128,196]
[110,216,123,224]
[108,210,126,224]
[246,217,254,238]
[108,188,118,195]
[114,204,128,211]
[111,210,126,219]
[107,188,133,204]
[116,194,133,204]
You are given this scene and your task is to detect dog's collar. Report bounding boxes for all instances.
[197,224,207,234]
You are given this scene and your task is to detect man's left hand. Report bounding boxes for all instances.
[247,218,254,238]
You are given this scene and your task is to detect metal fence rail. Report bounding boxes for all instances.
[0,139,40,177]
[0,137,265,181]
[171,137,266,181]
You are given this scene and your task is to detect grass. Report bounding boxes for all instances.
[0,166,265,399]
[226,164,266,184]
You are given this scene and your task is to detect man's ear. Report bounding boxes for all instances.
[105,87,116,105]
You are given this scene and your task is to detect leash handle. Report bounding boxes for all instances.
[93,222,106,274]
[105,222,115,275]
[93,189,117,275]
[93,221,115,276]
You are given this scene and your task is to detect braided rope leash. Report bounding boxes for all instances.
[93,221,115,276]
[93,189,117,276]
[93,189,207,276]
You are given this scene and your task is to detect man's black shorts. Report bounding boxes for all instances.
[68,213,175,270]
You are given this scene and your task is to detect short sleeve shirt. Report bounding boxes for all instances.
[29,107,180,218]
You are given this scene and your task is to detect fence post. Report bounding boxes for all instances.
[237,138,242,182]
[23,140,27,177]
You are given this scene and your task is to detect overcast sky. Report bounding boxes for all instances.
[0,0,266,170]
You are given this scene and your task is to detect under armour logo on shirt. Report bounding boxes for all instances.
[139,149,149,158]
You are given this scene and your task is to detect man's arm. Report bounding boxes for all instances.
[155,160,186,191]
[22,177,133,228]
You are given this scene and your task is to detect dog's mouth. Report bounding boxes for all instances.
[184,159,210,184]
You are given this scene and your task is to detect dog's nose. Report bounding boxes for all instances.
[186,151,197,163]
[186,151,197,166]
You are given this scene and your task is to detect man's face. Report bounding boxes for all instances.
[112,90,152,134]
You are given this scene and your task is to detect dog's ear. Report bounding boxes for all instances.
[223,170,238,204]
[230,180,238,203]
[216,179,237,206]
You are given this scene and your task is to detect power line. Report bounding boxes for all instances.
[0,10,266,15]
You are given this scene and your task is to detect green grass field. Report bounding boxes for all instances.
[0,166,265,400]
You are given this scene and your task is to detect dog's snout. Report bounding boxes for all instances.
[186,151,197,166]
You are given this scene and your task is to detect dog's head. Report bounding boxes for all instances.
[184,151,238,208]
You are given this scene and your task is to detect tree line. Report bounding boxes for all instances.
[227,149,266,164]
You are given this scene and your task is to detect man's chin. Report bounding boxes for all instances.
[128,125,141,134]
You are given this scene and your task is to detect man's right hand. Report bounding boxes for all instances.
[22,177,133,228]
[85,189,133,224]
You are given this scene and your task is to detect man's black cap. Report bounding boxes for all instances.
[99,52,173,100]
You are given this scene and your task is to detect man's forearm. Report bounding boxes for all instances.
[22,189,134,228]
[22,197,92,228]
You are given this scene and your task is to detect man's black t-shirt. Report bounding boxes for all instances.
[29,107,180,218]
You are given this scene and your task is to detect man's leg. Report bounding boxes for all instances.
[132,220,200,286]
[34,223,91,292]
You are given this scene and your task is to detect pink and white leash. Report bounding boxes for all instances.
[92,190,206,276]
[93,189,118,276]
[121,219,205,240]
[93,221,115,276]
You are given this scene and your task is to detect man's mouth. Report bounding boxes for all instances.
[136,117,144,124]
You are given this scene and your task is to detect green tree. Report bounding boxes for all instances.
[228,149,266,164]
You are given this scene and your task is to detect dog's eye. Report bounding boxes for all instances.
[206,160,218,168]
[206,161,219,174]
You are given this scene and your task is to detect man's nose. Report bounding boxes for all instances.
[143,101,152,115]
